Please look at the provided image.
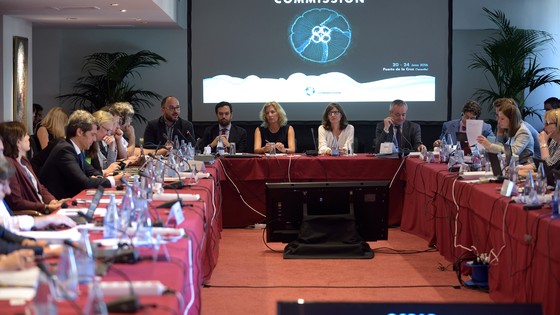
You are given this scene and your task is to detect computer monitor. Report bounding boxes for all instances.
[265,181,390,243]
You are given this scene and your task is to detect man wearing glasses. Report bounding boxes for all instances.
[143,96,196,154]
[374,99,426,153]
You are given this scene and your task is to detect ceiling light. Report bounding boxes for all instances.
[120,9,127,13]
[110,3,119,6]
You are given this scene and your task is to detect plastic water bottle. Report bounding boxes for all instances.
[75,229,95,284]
[552,180,560,218]
[135,199,153,245]
[54,245,79,300]
[120,186,134,230]
[331,137,340,156]
[471,145,482,171]
[455,141,464,164]
[167,149,177,177]
[154,156,165,184]
[84,280,108,315]
[103,195,120,239]
[217,134,225,156]
[523,170,539,205]
[508,156,518,183]
[439,136,448,163]
[187,142,194,160]
[536,162,547,195]
[33,272,58,315]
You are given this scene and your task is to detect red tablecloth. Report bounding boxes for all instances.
[401,157,560,315]
[2,168,221,315]
[212,154,406,228]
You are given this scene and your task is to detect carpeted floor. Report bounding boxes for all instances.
[201,227,492,314]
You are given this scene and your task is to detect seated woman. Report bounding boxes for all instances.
[536,109,560,168]
[477,102,534,165]
[35,107,68,150]
[0,151,73,231]
[318,103,354,155]
[0,122,68,214]
[88,110,121,176]
[254,101,296,154]
[108,102,137,159]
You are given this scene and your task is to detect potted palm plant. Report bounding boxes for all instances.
[58,50,167,122]
[469,7,560,120]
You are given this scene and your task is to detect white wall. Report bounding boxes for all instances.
[1,15,33,132]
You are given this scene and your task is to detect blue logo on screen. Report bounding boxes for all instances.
[290,8,351,63]
[305,86,316,96]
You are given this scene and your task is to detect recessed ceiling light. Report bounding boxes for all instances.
[110,3,119,6]
[66,17,78,20]
[120,9,127,13]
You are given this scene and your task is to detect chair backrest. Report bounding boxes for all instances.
[27,134,41,160]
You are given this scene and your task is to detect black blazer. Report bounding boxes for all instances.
[143,116,196,148]
[374,120,423,153]
[0,225,43,255]
[201,124,248,153]
[39,139,110,199]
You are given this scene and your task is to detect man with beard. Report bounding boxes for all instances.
[143,96,196,154]
[201,101,248,153]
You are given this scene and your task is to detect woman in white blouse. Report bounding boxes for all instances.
[318,103,354,155]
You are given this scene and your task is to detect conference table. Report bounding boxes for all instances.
[401,157,560,315]
[1,167,221,315]
[213,154,407,228]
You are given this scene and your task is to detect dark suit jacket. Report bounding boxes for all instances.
[0,225,42,255]
[4,156,55,213]
[374,120,423,153]
[143,116,196,148]
[39,139,110,199]
[201,124,248,153]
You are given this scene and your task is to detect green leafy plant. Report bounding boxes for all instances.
[58,50,167,122]
[469,7,560,121]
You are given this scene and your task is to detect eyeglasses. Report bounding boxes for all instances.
[329,111,341,116]
[100,125,112,134]
[545,121,556,126]
[166,105,181,112]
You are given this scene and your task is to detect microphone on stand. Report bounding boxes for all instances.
[305,128,318,156]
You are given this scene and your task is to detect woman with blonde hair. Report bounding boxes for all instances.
[88,110,121,176]
[537,109,560,168]
[35,107,68,150]
[254,101,296,154]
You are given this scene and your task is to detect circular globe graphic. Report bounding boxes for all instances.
[290,8,352,63]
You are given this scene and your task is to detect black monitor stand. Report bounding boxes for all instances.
[283,194,374,259]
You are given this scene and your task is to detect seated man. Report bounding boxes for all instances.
[144,96,195,155]
[39,110,113,199]
[433,100,494,147]
[201,101,248,153]
[374,99,426,153]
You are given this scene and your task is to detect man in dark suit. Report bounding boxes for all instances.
[143,96,196,154]
[39,110,112,199]
[374,99,427,153]
[201,101,248,153]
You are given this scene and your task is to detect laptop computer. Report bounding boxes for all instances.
[487,152,504,177]
[455,132,472,155]
[68,186,105,224]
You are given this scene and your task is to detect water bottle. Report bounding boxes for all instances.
[217,134,225,156]
[54,245,79,300]
[471,145,482,171]
[32,272,58,315]
[154,156,165,184]
[131,176,142,222]
[523,170,539,205]
[420,146,428,161]
[187,142,194,160]
[103,195,120,239]
[75,229,95,284]
[508,156,518,183]
[174,135,180,150]
[552,180,560,218]
[84,280,108,315]
[331,137,339,156]
[455,141,464,164]
[135,199,153,245]
[120,186,134,230]
[536,162,547,195]
[167,149,177,177]
[439,136,448,163]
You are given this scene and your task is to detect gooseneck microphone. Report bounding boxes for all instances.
[305,128,318,156]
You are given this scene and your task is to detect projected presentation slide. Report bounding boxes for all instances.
[191,0,449,121]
